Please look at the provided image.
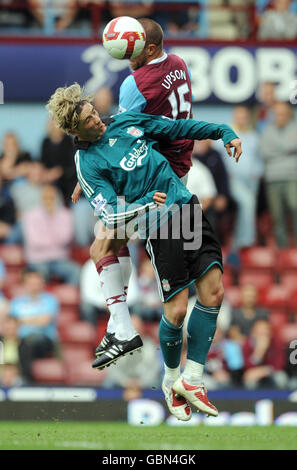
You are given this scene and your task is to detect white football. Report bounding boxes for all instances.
[102,16,146,60]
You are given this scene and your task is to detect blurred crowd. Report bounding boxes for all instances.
[0,82,297,394]
[1,0,297,40]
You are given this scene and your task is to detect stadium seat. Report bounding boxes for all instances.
[277,248,297,273]
[259,285,289,310]
[222,268,234,288]
[32,358,66,384]
[5,283,26,299]
[224,286,241,308]
[143,322,159,343]
[0,244,25,268]
[257,212,274,245]
[66,359,107,386]
[280,273,297,293]
[2,269,22,298]
[58,321,95,346]
[57,309,79,328]
[240,247,276,272]
[62,345,93,364]
[287,287,297,312]
[48,284,80,308]
[280,323,297,345]
[238,270,274,290]
[269,311,289,334]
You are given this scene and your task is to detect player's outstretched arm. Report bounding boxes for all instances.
[132,113,241,159]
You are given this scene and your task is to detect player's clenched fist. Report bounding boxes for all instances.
[153,192,167,206]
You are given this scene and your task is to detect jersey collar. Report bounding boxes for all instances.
[147,52,168,65]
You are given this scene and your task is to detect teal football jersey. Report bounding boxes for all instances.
[74,112,238,234]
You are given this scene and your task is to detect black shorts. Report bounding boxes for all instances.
[145,195,223,302]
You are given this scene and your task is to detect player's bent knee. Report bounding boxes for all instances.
[199,282,224,307]
[215,285,224,306]
[89,238,110,263]
[165,305,187,327]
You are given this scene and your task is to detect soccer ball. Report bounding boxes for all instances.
[102,16,146,60]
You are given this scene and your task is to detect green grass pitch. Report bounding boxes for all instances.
[0,422,296,450]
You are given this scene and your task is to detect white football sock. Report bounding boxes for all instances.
[183,359,204,386]
[118,255,132,298]
[164,364,180,388]
[106,248,132,335]
[97,256,136,341]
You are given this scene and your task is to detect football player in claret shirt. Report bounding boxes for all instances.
[119,18,194,181]
[47,82,242,421]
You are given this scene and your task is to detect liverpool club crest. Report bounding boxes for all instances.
[127,126,143,137]
[162,279,171,292]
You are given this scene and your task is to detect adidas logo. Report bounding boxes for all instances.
[109,138,117,147]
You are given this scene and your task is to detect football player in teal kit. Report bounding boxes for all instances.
[47,82,242,421]
[71,20,196,367]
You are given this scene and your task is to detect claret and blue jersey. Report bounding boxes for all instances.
[119,53,195,178]
[74,111,238,235]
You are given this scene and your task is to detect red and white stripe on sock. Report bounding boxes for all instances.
[96,255,135,340]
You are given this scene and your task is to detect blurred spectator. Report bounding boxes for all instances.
[0,0,32,29]
[223,106,263,250]
[132,258,163,322]
[22,185,81,284]
[187,157,217,212]
[192,139,231,235]
[0,364,22,387]
[27,0,99,31]
[203,327,232,389]
[242,319,288,388]
[258,0,297,39]
[103,315,162,389]
[72,197,96,246]
[260,101,297,246]
[80,257,139,325]
[0,315,19,361]
[10,162,44,215]
[158,7,199,37]
[0,316,20,379]
[0,260,10,335]
[229,285,269,341]
[207,0,253,40]
[187,156,220,239]
[256,81,277,133]
[108,0,154,19]
[0,176,17,243]
[0,133,31,188]
[10,269,59,383]
[9,162,46,245]
[41,118,76,206]
[208,0,253,39]
[228,0,253,38]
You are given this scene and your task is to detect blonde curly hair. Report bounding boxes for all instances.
[46,83,92,133]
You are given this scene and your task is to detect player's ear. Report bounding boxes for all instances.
[147,43,157,56]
